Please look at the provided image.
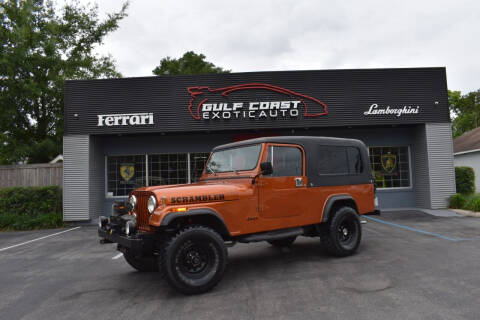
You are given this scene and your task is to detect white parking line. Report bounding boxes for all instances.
[364,216,469,242]
[0,227,81,252]
[112,253,123,260]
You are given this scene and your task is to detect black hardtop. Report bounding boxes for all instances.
[213,136,372,187]
[213,136,367,151]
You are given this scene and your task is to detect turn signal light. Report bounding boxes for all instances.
[171,207,187,213]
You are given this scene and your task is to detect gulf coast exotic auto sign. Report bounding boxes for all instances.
[187,83,328,120]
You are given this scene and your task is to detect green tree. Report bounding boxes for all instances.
[0,0,128,164]
[152,51,230,76]
[449,89,480,138]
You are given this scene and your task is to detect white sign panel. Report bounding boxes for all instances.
[364,104,420,117]
[97,113,154,126]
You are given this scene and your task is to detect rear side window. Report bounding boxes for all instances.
[347,147,363,174]
[317,146,349,175]
[317,146,363,175]
[266,146,302,177]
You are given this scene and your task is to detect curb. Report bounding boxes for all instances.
[451,209,480,217]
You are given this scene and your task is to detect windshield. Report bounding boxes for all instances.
[206,144,262,173]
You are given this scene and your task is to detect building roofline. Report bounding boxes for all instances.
[64,66,446,83]
[454,148,480,156]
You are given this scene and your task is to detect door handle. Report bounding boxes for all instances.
[295,177,303,187]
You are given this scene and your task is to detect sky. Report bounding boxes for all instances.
[83,0,479,93]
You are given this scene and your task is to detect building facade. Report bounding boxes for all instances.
[453,127,480,191]
[63,67,456,221]
[454,150,480,191]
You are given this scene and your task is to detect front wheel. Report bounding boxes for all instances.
[320,206,362,257]
[123,249,159,272]
[161,225,227,295]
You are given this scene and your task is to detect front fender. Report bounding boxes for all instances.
[158,208,231,237]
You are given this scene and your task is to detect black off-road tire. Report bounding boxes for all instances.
[123,249,159,272]
[267,236,297,247]
[161,225,227,295]
[320,206,362,257]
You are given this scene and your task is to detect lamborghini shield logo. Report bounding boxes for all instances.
[381,154,397,174]
[120,164,135,182]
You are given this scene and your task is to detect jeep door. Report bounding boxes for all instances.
[258,144,309,219]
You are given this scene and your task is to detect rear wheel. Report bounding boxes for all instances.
[267,236,297,247]
[162,225,227,295]
[320,206,362,257]
[123,249,159,272]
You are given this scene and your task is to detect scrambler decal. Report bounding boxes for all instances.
[171,194,225,204]
[187,83,328,120]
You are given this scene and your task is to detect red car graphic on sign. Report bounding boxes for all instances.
[187,83,328,120]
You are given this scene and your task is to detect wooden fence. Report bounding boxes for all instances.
[0,163,63,188]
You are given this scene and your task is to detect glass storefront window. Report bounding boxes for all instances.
[149,153,188,186]
[107,155,146,197]
[369,146,410,188]
[107,152,210,197]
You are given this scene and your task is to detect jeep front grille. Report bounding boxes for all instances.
[133,192,152,231]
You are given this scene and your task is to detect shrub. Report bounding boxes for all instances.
[0,213,63,231]
[455,167,475,194]
[449,193,467,209]
[0,186,63,230]
[465,197,480,212]
[0,186,62,216]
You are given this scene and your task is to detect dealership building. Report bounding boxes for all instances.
[63,67,456,221]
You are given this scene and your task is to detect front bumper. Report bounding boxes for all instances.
[98,227,145,251]
[98,214,156,252]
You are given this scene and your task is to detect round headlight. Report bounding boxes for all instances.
[147,195,157,214]
[129,195,137,211]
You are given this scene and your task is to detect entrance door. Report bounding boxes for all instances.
[258,145,308,219]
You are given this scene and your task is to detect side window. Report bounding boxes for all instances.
[369,146,410,188]
[317,146,349,175]
[107,155,146,196]
[266,146,302,177]
[347,147,363,174]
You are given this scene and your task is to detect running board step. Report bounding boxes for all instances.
[237,227,304,243]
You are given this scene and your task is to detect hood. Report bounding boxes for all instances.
[135,181,247,205]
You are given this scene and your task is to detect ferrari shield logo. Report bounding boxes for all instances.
[120,164,135,182]
[381,154,397,174]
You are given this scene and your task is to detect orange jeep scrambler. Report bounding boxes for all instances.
[99,136,378,294]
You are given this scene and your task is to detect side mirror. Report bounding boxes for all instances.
[260,162,273,175]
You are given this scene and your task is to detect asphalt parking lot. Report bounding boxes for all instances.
[1,211,480,320]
